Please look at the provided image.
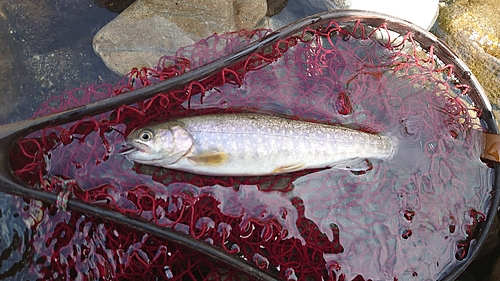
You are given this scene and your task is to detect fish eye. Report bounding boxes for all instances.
[139,129,154,141]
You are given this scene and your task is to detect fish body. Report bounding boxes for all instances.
[123,113,396,176]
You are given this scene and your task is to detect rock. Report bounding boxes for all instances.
[439,0,500,58]
[331,0,439,30]
[93,0,268,75]
[234,0,268,30]
[435,0,500,127]
[489,254,500,281]
[476,213,500,259]
[94,0,136,13]
[265,0,288,17]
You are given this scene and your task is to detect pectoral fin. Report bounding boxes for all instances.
[272,162,306,174]
[187,152,229,166]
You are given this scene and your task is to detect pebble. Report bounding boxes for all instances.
[93,0,268,75]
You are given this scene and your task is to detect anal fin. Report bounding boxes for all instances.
[331,159,373,174]
[272,162,306,174]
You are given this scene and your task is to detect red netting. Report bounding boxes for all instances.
[9,21,493,280]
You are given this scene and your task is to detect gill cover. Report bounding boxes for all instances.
[126,123,193,166]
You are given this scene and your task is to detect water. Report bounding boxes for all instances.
[0,0,117,124]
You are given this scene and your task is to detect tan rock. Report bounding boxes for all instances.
[93,0,267,75]
[234,0,267,30]
[436,0,500,126]
[439,0,500,58]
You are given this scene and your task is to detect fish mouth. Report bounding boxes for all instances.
[118,146,139,155]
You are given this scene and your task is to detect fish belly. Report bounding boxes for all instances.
[167,114,394,176]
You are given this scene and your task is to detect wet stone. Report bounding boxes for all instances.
[93,0,268,75]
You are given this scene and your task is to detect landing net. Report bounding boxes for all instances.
[8,19,493,280]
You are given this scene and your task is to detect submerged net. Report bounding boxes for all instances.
[8,20,494,280]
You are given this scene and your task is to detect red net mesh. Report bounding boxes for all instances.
[9,21,493,280]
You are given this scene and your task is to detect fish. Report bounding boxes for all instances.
[121,113,396,176]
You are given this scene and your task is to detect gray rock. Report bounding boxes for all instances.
[93,0,267,75]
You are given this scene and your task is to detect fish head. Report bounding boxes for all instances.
[123,123,193,166]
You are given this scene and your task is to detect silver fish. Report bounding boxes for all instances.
[122,113,396,176]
